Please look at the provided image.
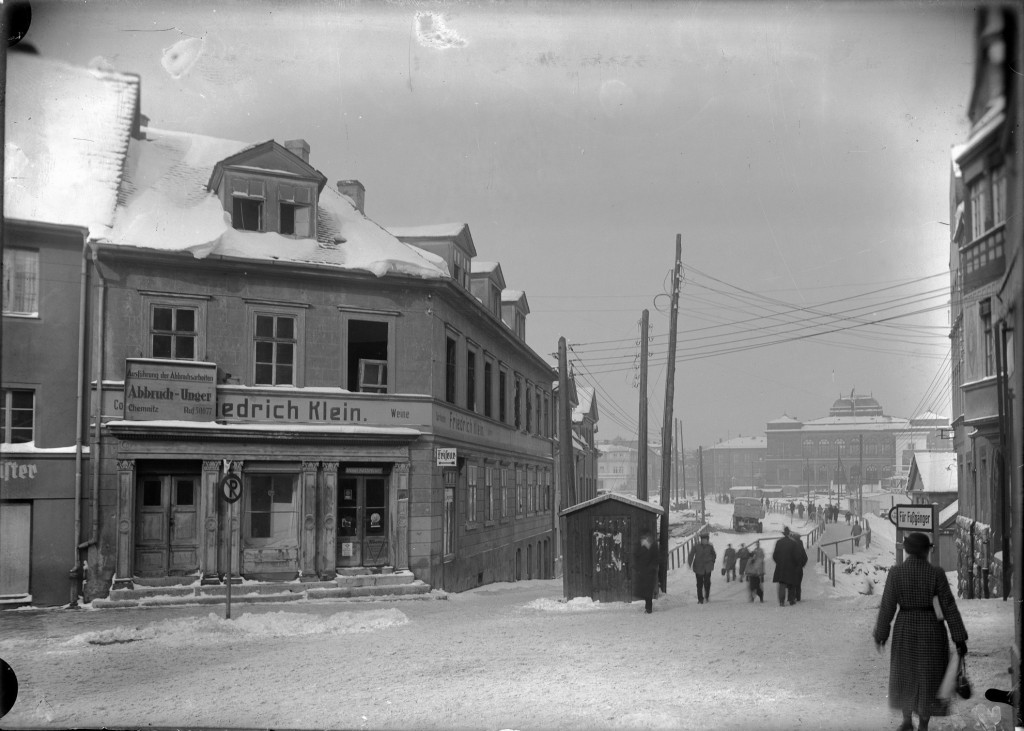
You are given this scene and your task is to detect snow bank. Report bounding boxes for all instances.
[63,608,409,647]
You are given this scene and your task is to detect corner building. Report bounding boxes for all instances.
[71,84,555,599]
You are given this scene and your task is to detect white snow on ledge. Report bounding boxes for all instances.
[1,442,88,454]
[104,420,421,436]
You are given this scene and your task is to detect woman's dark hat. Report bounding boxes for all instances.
[904,532,932,557]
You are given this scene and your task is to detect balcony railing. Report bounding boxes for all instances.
[961,225,1006,291]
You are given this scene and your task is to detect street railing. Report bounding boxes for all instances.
[667,523,710,571]
[818,546,837,586]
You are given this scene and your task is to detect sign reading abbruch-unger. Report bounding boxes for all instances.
[123,359,217,421]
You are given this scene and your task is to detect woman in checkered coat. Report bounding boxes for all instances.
[873,532,968,731]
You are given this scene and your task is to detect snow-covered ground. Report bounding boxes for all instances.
[0,498,1016,730]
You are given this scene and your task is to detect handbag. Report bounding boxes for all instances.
[956,656,972,699]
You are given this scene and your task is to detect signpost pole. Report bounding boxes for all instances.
[226,498,233,620]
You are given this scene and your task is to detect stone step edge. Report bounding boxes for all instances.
[90,583,438,609]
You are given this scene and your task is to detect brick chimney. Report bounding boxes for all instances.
[284,139,310,163]
[337,180,366,214]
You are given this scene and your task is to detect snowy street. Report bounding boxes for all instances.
[0,499,1015,731]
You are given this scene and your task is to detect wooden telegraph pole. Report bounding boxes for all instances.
[558,337,575,597]
[637,310,649,501]
[658,235,682,591]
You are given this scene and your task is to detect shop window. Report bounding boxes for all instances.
[467,463,478,524]
[2,248,39,317]
[245,474,297,546]
[347,319,390,393]
[0,389,34,444]
[254,313,296,385]
[443,469,457,558]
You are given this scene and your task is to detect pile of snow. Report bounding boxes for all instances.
[63,608,409,647]
[523,596,605,612]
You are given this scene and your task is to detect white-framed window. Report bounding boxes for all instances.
[514,375,523,429]
[278,184,314,237]
[2,248,39,317]
[527,467,536,513]
[500,467,509,519]
[499,367,509,423]
[483,359,494,418]
[466,345,478,412]
[150,304,197,360]
[0,389,34,444]
[484,466,494,522]
[515,467,524,516]
[231,178,266,232]
[249,303,305,386]
[991,165,1007,227]
[243,473,297,547]
[467,463,478,524]
[445,332,459,404]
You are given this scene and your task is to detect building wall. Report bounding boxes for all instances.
[1,222,89,606]
[85,248,555,598]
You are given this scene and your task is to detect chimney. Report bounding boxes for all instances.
[337,180,366,214]
[284,139,310,163]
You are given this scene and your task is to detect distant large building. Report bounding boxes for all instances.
[700,436,766,496]
[764,392,946,504]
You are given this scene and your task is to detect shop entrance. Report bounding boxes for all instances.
[134,474,199,576]
[336,473,389,568]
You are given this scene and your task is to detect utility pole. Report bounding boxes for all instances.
[858,434,864,519]
[637,310,649,501]
[558,337,575,597]
[698,446,706,521]
[658,235,682,592]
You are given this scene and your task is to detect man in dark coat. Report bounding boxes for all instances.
[687,533,717,604]
[874,532,968,731]
[851,521,863,548]
[633,530,660,614]
[789,531,808,601]
[722,544,737,582]
[771,526,806,606]
[736,543,751,577]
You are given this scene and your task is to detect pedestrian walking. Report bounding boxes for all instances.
[745,541,765,602]
[688,533,717,604]
[633,530,659,614]
[865,522,872,549]
[845,510,851,524]
[873,532,968,731]
[797,502,804,519]
[736,543,750,577]
[789,530,807,601]
[789,501,795,518]
[851,521,863,548]
[771,526,806,606]
[723,544,737,582]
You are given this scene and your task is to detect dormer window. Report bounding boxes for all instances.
[452,248,470,289]
[231,178,266,231]
[279,184,314,237]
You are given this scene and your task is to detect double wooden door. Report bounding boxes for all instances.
[134,475,199,576]
[336,475,389,568]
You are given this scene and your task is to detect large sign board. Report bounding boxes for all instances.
[888,504,935,532]
[124,359,217,421]
[436,448,457,467]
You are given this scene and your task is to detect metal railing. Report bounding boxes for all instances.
[667,523,710,571]
[818,546,837,586]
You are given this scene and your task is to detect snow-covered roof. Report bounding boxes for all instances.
[471,260,499,274]
[572,386,596,423]
[768,415,800,424]
[107,126,448,279]
[799,416,910,432]
[598,444,636,455]
[5,52,139,239]
[909,452,957,493]
[502,289,526,302]
[911,411,949,425]
[386,223,468,239]
[559,492,665,517]
[939,499,959,527]
[705,436,766,450]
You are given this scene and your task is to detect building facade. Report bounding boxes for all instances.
[949,8,1021,724]
[764,393,911,506]
[700,436,766,496]
[5,52,569,604]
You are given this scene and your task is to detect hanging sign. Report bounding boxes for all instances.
[436,447,457,467]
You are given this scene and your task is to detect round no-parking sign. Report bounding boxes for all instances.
[220,473,243,503]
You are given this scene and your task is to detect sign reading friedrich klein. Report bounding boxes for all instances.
[124,358,217,421]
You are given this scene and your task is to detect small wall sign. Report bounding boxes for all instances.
[436,447,457,467]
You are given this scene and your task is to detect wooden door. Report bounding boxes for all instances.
[591,514,630,602]
[363,477,388,566]
[0,503,31,595]
[135,475,199,577]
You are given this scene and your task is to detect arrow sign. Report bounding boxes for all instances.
[220,473,243,503]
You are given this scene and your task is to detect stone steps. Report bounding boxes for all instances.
[89,570,435,609]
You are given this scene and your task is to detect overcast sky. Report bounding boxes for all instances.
[22,0,975,448]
